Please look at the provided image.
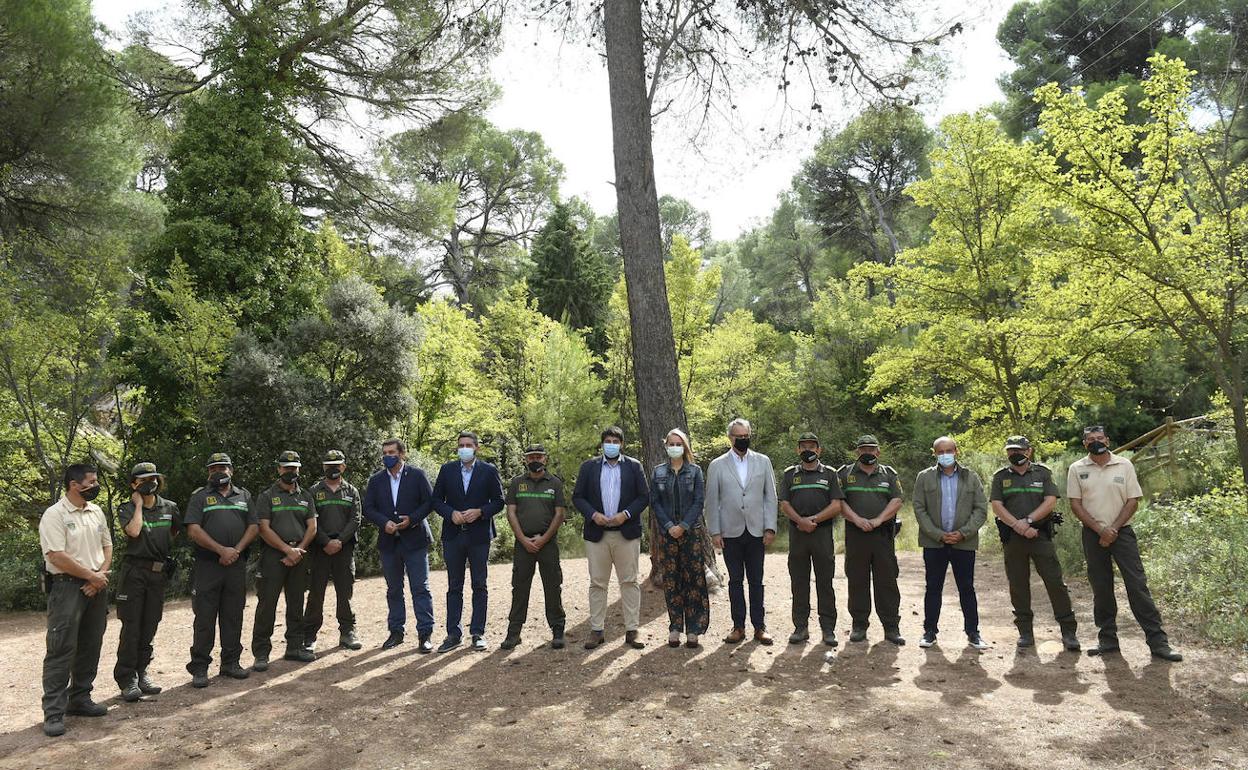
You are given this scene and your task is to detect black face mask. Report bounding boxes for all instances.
[137,481,159,496]
[1087,441,1109,455]
[325,469,342,480]
[1008,453,1029,466]
[280,471,299,485]
[733,437,750,453]
[858,453,878,466]
[527,461,546,474]
[79,485,101,502]
[210,472,231,489]
[799,450,818,464]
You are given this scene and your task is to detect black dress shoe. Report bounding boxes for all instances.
[66,700,108,717]
[1061,631,1081,651]
[437,636,462,653]
[1086,644,1121,657]
[382,631,405,650]
[624,630,645,649]
[417,636,434,654]
[1151,646,1183,662]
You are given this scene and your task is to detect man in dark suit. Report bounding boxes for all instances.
[362,438,435,653]
[431,431,505,652]
[572,426,650,650]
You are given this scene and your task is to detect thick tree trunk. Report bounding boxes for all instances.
[604,0,689,585]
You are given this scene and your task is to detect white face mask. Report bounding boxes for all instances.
[665,445,684,459]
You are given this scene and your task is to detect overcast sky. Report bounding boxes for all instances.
[91,0,1016,239]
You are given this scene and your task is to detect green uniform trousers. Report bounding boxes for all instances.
[114,561,168,686]
[788,526,837,632]
[252,545,309,659]
[188,557,247,675]
[1002,533,1076,633]
[42,577,109,719]
[506,539,565,636]
[844,526,902,631]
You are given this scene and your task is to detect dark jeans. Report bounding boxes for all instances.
[507,539,565,636]
[42,578,108,719]
[114,562,168,686]
[844,527,901,631]
[1003,534,1075,633]
[252,545,309,659]
[305,543,356,641]
[188,558,246,675]
[922,545,979,637]
[788,525,836,632]
[1081,525,1169,650]
[379,544,434,636]
[723,533,766,631]
[443,537,490,638]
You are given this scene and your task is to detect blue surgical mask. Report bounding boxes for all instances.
[936,453,957,468]
[382,455,400,470]
[457,447,476,463]
[603,443,621,459]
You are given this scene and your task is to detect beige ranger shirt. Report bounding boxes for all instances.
[39,496,111,573]
[1066,453,1144,528]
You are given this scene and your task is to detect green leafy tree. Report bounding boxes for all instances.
[529,203,613,350]
[856,113,1148,450]
[1032,54,1248,490]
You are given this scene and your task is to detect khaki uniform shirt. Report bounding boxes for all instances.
[40,497,110,573]
[1066,453,1143,528]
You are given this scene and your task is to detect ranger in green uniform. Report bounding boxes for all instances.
[252,451,318,670]
[114,462,180,702]
[501,444,567,650]
[184,452,258,687]
[304,449,363,652]
[989,435,1079,651]
[838,435,906,645]
[779,432,845,647]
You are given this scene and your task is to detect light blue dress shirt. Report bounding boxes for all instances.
[939,468,959,532]
[600,460,622,518]
[460,461,475,494]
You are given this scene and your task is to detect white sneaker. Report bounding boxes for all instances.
[919,632,937,648]
[968,634,990,650]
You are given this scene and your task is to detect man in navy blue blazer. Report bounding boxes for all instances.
[572,426,650,650]
[362,438,436,653]
[431,431,505,652]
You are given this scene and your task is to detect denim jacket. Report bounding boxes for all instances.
[650,461,705,531]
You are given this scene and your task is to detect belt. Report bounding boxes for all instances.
[128,556,166,572]
[49,574,86,584]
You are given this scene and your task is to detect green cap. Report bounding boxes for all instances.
[797,432,820,445]
[275,450,302,467]
[129,461,160,479]
[206,452,233,468]
[1005,435,1032,450]
[855,435,880,448]
[322,449,347,465]
[523,444,548,456]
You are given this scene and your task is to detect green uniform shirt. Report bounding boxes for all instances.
[309,479,362,545]
[779,463,844,528]
[990,463,1058,537]
[184,485,255,558]
[505,473,565,537]
[836,463,903,519]
[119,495,181,561]
[256,483,317,544]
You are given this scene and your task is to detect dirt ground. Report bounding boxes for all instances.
[0,551,1245,770]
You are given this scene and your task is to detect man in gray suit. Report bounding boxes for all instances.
[913,436,989,651]
[706,418,778,645]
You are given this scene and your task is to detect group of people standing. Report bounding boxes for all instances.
[36,421,1181,738]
